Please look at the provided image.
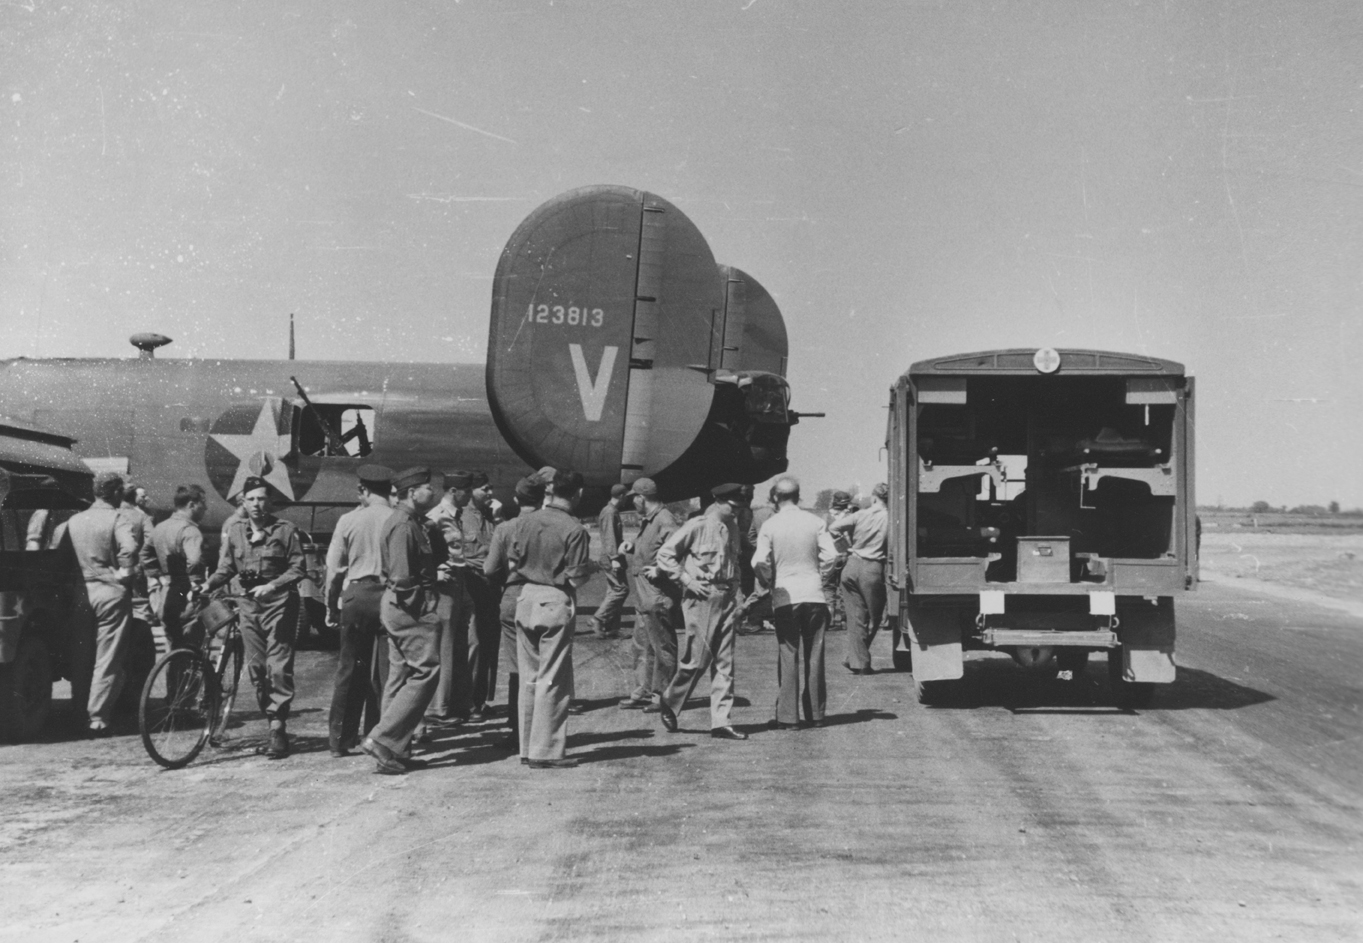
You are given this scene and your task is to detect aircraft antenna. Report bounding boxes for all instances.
[289,313,296,360]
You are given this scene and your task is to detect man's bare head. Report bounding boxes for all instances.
[773,477,800,506]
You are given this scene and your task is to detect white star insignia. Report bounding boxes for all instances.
[210,397,296,500]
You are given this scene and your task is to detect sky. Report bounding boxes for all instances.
[2,0,1361,508]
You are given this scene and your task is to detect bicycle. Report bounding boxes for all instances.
[138,594,247,769]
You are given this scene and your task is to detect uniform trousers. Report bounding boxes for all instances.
[160,583,204,652]
[516,584,575,761]
[660,585,737,730]
[822,560,846,631]
[328,579,385,750]
[840,556,886,671]
[80,580,132,727]
[372,591,440,755]
[498,583,523,736]
[239,590,299,726]
[429,574,472,719]
[464,568,500,709]
[774,602,829,725]
[630,575,679,699]
[592,565,629,636]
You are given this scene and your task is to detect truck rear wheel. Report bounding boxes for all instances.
[0,635,54,742]
[1108,647,1155,708]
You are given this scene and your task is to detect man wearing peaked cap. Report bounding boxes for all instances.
[425,470,474,723]
[653,482,749,740]
[456,470,500,718]
[590,483,632,640]
[507,468,592,767]
[361,466,441,774]
[619,477,681,712]
[324,463,394,756]
[481,475,546,748]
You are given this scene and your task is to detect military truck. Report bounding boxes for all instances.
[0,418,155,740]
[885,349,1196,706]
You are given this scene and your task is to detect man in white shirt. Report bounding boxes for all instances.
[752,477,838,729]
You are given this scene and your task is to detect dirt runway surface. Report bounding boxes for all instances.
[3,582,1360,942]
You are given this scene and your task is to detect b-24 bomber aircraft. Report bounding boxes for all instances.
[0,186,808,552]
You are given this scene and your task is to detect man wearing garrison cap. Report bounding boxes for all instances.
[205,476,307,758]
[425,470,474,722]
[324,464,395,756]
[361,466,441,774]
[653,482,749,741]
[589,483,632,639]
[618,477,680,711]
[482,475,545,747]
[63,470,138,736]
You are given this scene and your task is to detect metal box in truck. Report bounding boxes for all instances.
[885,349,1196,706]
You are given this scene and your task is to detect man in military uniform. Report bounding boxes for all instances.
[589,484,631,639]
[654,483,748,741]
[830,483,890,674]
[120,484,156,629]
[204,476,307,758]
[324,465,395,756]
[65,471,138,736]
[483,475,544,747]
[424,470,473,722]
[361,467,441,775]
[508,469,592,768]
[141,484,207,655]
[618,477,680,711]
[824,491,854,632]
[458,471,500,717]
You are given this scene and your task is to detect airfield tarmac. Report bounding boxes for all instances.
[2,577,1360,943]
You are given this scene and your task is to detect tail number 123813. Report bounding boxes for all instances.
[527,304,604,327]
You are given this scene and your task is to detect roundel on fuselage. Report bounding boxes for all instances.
[203,398,316,505]
[487,185,720,487]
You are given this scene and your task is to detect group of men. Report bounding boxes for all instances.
[38,461,891,767]
[30,473,213,738]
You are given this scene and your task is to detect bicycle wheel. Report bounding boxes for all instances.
[139,649,218,769]
[211,637,243,743]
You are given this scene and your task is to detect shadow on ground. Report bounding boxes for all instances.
[911,657,1276,712]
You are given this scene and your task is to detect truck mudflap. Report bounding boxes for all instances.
[1114,596,1176,683]
[901,598,964,682]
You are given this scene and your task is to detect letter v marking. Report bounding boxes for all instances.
[569,344,618,422]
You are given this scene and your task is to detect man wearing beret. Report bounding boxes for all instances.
[361,467,442,774]
[64,470,139,736]
[589,483,631,639]
[324,464,395,756]
[830,483,890,674]
[654,482,749,741]
[205,477,307,758]
[618,477,680,711]
[425,470,474,722]
[483,475,545,747]
[508,469,592,767]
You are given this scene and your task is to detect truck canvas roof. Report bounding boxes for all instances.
[906,349,1184,378]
